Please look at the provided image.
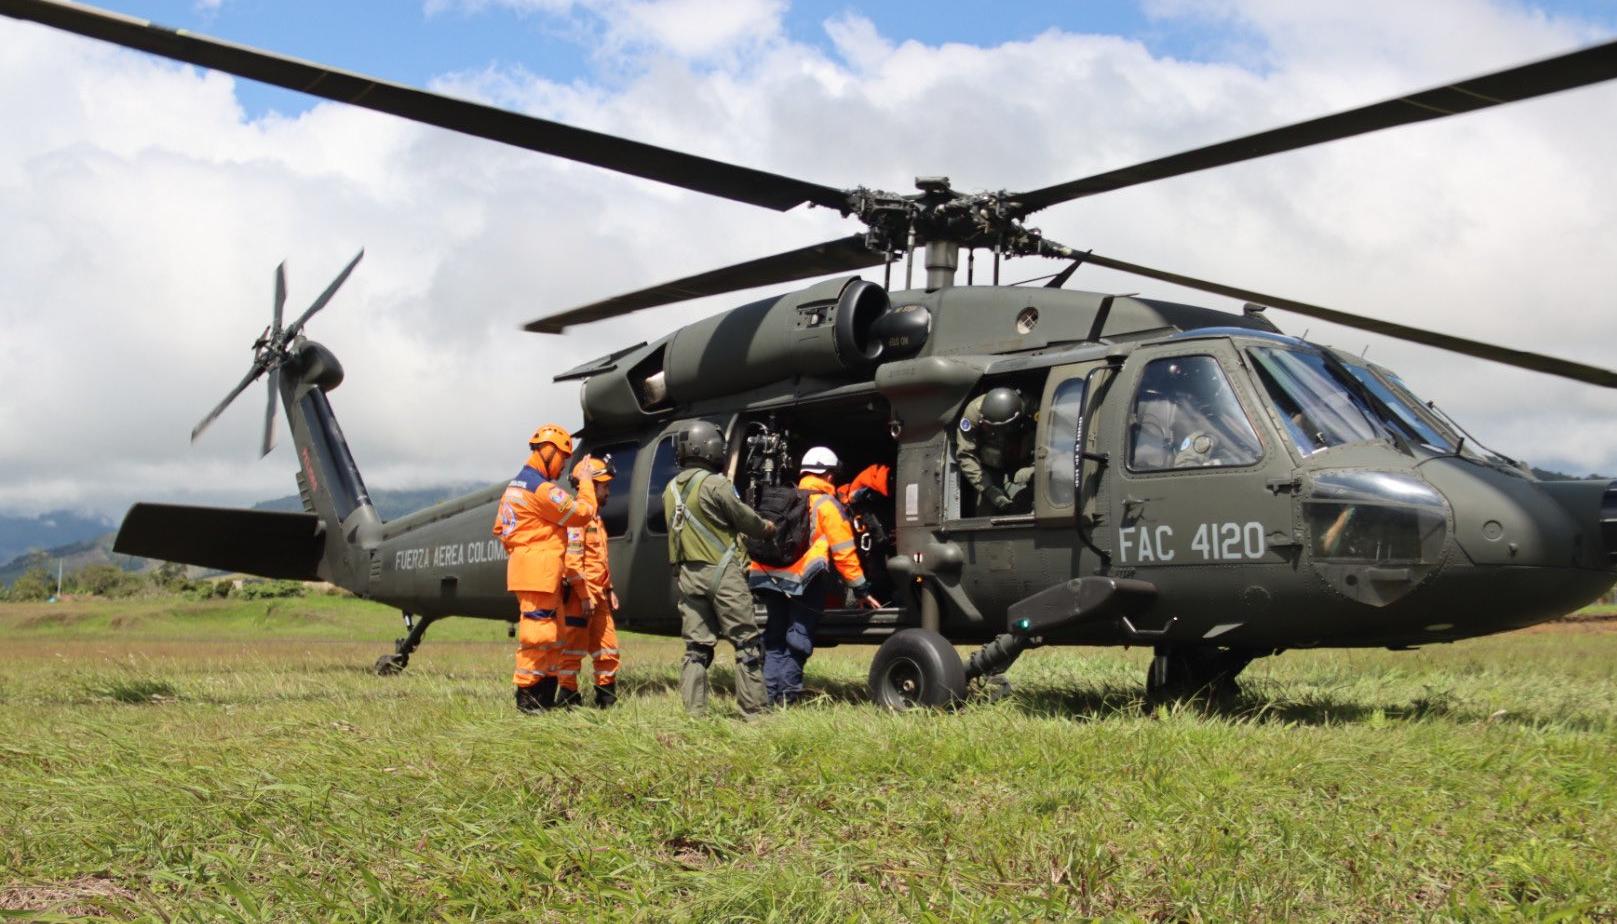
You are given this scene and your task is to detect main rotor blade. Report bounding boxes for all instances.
[1014,38,1617,214]
[0,0,850,213]
[272,261,285,334]
[1076,250,1617,389]
[260,365,280,457]
[192,358,266,443]
[284,249,363,339]
[526,234,887,333]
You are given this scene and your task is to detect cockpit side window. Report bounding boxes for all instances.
[1127,355,1263,472]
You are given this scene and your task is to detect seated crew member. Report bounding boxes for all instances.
[956,387,1035,514]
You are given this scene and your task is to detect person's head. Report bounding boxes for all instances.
[527,424,574,480]
[799,446,839,478]
[674,420,727,471]
[570,454,616,503]
[977,387,1026,432]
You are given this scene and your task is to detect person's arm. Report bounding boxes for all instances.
[533,478,596,527]
[708,477,773,540]
[821,500,879,606]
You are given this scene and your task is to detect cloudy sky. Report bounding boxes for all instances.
[2,0,1615,520]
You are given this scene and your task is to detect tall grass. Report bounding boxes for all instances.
[1,598,1614,920]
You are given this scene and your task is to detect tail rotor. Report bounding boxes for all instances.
[192,250,364,456]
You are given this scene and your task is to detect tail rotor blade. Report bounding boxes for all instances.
[272,261,286,334]
[192,360,266,443]
[285,249,364,339]
[260,365,280,457]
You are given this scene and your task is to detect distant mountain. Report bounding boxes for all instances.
[0,532,146,587]
[0,510,114,565]
[1531,468,1613,482]
[2,484,489,587]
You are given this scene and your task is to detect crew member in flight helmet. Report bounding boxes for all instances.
[955,386,1036,514]
[662,420,775,717]
[494,423,596,714]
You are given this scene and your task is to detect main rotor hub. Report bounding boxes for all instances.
[846,177,1044,258]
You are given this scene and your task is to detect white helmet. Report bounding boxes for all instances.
[800,446,840,474]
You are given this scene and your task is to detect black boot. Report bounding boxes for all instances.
[554,686,584,709]
[594,682,617,709]
[515,684,547,714]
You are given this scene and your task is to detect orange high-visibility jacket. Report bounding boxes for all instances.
[749,473,868,596]
[566,515,613,606]
[837,463,892,504]
[493,452,597,593]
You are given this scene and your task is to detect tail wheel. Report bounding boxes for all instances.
[869,628,967,710]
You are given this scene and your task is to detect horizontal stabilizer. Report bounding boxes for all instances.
[114,503,325,580]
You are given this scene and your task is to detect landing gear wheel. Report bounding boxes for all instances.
[373,653,408,676]
[869,628,967,710]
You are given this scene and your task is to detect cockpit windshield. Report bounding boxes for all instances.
[1248,347,1386,456]
[1340,363,1455,453]
[1370,366,1515,465]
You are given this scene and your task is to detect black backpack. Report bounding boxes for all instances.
[745,485,815,567]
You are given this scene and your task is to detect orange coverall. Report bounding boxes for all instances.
[557,513,620,694]
[494,451,596,687]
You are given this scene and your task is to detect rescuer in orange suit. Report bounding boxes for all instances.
[555,455,622,709]
[493,423,596,714]
[749,447,881,705]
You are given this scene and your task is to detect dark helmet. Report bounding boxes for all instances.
[674,420,727,470]
[978,387,1025,430]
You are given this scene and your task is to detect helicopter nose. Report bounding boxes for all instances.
[1409,463,1617,636]
[1419,459,1587,568]
[1538,478,1617,570]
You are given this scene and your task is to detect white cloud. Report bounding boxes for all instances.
[424,0,787,62]
[0,1,1615,522]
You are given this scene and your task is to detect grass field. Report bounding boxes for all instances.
[2,597,1615,921]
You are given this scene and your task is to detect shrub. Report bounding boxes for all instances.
[237,579,307,599]
[150,561,193,594]
[4,566,54,601]
[69,563,143,598]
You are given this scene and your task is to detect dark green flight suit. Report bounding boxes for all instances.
[955,393,1035,514]
[663,466,771,716]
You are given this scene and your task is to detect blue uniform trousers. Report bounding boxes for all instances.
[760,573,830,705]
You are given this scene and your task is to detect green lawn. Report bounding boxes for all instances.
[1,597,1614,921]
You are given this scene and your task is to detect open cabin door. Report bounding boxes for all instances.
[1032,359,1114,580]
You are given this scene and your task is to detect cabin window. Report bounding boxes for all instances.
[1127,355,1262,472]
[1043,377,1087,508]
[644,435,680,534]
[588,441,639,538]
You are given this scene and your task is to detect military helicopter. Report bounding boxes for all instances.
[9,0,1617,706]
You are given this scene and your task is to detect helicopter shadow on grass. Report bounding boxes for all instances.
[616,669,1611,730]
[1010,682,1614,731]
